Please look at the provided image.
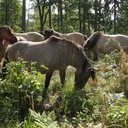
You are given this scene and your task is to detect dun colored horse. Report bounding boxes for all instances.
[83,31,128,61]
[2,36,97,99]
[0,26,45,64]
[43,29,87,46]
[15,32,44,42]
[0,25,17,63]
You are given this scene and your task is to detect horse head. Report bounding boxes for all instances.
[43,29,54,40]
[0,25,18,44]
[75,60,97,89]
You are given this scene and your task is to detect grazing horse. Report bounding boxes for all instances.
[0,25,18,63]
[43,29,87,46]
[15,32,44,42]
[2,36,97,99]
[83,31,128,61]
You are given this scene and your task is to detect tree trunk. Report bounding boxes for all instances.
[5,0,8,25]
[94,0,98,31]
[22,0,26,32]
[113,0,117,33]
[78,0,82,33]
[58,0,63,32]
[49,0,52,28]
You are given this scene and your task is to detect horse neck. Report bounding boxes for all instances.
[0,36,3,44]
[69,48,86,69]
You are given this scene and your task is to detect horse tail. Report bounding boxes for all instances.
[1,49,9,79]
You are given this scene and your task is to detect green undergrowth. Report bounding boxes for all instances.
[0,50,128,128]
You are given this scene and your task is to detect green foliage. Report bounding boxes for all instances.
[0,51,128,127]
[20,109,59,128]
[0,0,22,31]
[0,59,43,127]
[117,0,128,34]
[0,0,128,33]
[70,91,95,125]
[106,98,128,127]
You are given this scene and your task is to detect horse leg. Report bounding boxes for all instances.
[1,60,7,79]
[42,71,53,99]
[1,53,9,79]
[59,68,66,85]
[93,50,99,61]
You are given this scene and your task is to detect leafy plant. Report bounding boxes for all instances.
[20,109,59,128]
[0,50,128,128]
[0,59,43,125]
[106,98,128,128]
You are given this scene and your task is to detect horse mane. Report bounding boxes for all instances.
[83,31,103,52]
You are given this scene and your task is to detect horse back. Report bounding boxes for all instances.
[6,39,71,70]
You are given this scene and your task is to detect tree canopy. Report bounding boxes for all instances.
[0,0,22,31]
[0,0,128,34]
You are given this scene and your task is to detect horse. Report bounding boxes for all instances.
[2,36,97,99]
[0,29,44,62]
[14,32,44,42]
[0,25,18,63]
[0,26,45,63]
[83,31,128,61]
[43,29,87,46]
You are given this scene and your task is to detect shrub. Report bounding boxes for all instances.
[0,59,43,126]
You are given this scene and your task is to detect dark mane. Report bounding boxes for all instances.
[83,31,103,52]
[44,29,53,35]
[43,29,60,39]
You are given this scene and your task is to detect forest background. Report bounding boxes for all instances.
[0,0,128,36]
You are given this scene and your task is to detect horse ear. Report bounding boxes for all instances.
[41,31,44,35]
[50,29,53,34]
